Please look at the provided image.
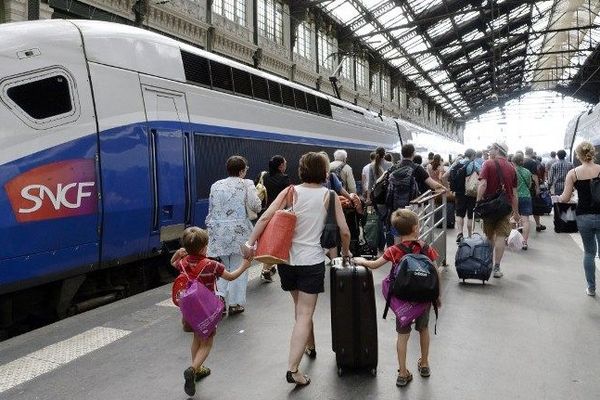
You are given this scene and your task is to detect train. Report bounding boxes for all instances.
[564,102,600,164]
[0,20,461,333]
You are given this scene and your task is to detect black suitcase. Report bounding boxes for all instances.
[553,203,578,233]
[330,259,378,377]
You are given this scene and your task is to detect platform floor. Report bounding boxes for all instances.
[1,215,599,400]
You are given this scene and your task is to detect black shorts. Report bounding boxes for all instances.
[455,194,476,219]
[278,263,325,294]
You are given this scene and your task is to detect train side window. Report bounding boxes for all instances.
[316,97,332,117]
[181,51,211,86]
[7,75,72,120]
[294,89,307,111]
[268,81,282,105]
[252,76,270,102]
[306,93,318,113]
[210,61,233,92]
[281,84,295,108]
[232,68,253,97]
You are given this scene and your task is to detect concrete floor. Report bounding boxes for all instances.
[1,216,599,400]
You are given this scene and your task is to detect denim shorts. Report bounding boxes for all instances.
[278,262,325,294]
[518,197,533,216]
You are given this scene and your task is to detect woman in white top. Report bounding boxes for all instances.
[243,152,351,386]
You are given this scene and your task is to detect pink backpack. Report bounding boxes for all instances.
[178,265,224,338]
[381,271,429,328]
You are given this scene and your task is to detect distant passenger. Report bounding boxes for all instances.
[362,152,376,198]
[261,155,291,281]
[330,149,357,194]
[205,156,261,315]
[545,151,557,178]
[548,150,573,196]
[426,154,444,185]
[368,147,394,251]
[384,153,393,163]
[524,147,546,232]
[512,152,533,250]
[474,151,484,170]
[413,154,423,165]
[476,142,518,278]
[171,227,251,396]
[559,141,600,296]
[423,152,434,169]
[354,209,441,387]
[243,152,352,386]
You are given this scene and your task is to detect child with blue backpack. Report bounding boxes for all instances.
[354,209,441,388]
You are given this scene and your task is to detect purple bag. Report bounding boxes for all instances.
[179,277,225,339]
[382,274,429,327]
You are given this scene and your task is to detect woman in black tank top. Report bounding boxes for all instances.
[559,141,600,296]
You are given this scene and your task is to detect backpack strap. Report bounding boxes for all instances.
[493,160,506,193]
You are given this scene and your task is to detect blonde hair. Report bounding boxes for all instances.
[575,141,596,163]
[390,209,419,236]
[181,227,208,255]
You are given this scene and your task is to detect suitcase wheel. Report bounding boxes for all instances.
[370,368,377,377]
[337,367,343,377]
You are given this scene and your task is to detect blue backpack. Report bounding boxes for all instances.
[385,164,420,212]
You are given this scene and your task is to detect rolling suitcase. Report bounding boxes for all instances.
[330,258,378,377]
[455,220,492,283]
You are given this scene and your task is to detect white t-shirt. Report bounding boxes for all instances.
[288,185,329,266]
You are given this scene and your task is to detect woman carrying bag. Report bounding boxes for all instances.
[242,152,351,386]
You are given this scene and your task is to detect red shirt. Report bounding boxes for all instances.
[176,255,225,293]
[383,240,439,265]
[479,158,517,204]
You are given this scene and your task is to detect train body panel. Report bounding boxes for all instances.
[0,20,459,298]
[565,103,600,164]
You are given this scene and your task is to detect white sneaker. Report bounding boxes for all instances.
[586,288,596,296]
[493,266,503,278]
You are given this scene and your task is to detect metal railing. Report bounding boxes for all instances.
[408,190,448,266]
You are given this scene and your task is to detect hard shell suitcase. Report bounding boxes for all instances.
[455,220,492,283]
[330,259,378,377]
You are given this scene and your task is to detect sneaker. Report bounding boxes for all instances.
[536,224,547,232]
[586,288,596,296]
[456,233,464,244]
[183,367,196,396]
[195,365,211,381]
[493,265,504,278]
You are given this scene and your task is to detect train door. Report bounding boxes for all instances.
[141,85,192,246]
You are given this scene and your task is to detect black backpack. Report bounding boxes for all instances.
[384,242,440,331]
[385,163,420,211]
[331,163,346,189]
[449,161,469,194]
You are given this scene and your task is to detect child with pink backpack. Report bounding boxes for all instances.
[354,209,442,388]
[171,227,251,396]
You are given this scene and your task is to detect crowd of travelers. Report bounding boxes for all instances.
[170,139,597,396]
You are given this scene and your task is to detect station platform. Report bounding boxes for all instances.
[1,215,599,400]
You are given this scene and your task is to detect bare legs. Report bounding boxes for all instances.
[191,334,214,370]
[521,215,531,243]
[397,333,410,376]
[288,290,318,383]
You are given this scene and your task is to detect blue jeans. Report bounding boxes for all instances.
[575,215,600,290]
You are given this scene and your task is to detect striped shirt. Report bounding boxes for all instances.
[176,255,225,293]
[548,160,574,195]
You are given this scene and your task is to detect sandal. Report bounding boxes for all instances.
[417,359,431,377]
[396,370,413,387]
[261,269,273,282]
[195,365,211,381]
[286,370,311,386]
[522,241,528,250]
[304,346,317,359]
[228,305,245,315]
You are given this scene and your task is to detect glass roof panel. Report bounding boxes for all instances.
[427,19,453,39]
[324,1,360,21]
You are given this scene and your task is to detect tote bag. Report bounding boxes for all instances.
[255,186,296,264]
[178,267,224,338]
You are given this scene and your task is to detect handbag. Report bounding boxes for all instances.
[254,186,297,264]
[245,185,258,221]
[178,265,225,338]
[320,191,339,249]
[465,163,479,197]
[474,160,512,220]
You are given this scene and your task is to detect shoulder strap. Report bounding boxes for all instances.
[493,160,506,193]
[326,190,336,223]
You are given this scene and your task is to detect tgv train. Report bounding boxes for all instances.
[564,102,600,164]
[0,20,460,326]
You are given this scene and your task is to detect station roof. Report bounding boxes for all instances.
[316,0,600,120]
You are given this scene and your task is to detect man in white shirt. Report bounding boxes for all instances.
[330,149,357,194]
[361,152,376,198]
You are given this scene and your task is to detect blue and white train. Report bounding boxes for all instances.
[564,102,600,163]
[0,20,459,325]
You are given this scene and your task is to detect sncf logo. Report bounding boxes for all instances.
[5,159,97,223]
